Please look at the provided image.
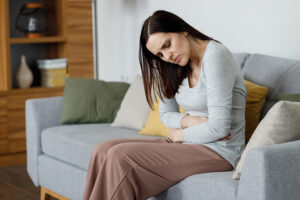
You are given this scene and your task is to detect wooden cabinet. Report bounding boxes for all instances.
[0,0,94,166]
[0,96,8,155]
[66,0,94,78]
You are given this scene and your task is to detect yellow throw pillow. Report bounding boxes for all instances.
[139,100,185,136]
[244,80,268,144]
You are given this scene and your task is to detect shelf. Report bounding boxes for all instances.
[10,36,67,44]
[7,86,64,95]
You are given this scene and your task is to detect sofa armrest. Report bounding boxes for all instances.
[25,96,63,186]
[237,140,300,200]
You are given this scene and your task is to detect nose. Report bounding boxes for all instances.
[163,50,173,62]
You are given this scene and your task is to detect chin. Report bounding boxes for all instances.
[179,59,188,66]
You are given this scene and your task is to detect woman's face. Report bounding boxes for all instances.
[146,32,190,66]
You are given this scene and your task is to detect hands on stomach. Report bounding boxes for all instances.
[180,115,231,141]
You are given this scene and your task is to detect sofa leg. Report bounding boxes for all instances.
[40,187,51,200]
[40,186,70,200]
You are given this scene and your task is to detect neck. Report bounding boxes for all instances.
[188,37,208,69]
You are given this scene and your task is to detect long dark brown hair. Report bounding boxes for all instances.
[139,10,219,109]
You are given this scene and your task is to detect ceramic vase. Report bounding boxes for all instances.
[16,55,33,88]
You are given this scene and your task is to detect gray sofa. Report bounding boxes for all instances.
[26,53,300,200]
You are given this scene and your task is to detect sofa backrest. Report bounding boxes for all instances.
[242,54,300,118]
[233,53,250,69]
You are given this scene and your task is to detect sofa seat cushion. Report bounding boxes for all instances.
[41,123,161,170]
[150,171,238,200]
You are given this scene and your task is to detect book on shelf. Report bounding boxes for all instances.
[38,62,67,69]
[37,58,68,87]
[41,68,67,76]
[42,74,69,87]
[37,58,67,69]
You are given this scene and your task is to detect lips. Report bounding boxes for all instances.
[174,56,180,64]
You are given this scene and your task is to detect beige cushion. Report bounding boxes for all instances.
[232,101,300,180]
[111,74,151,130]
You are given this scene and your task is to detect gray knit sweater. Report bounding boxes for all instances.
[159,40,247,169]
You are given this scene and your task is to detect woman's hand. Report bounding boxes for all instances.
[219,132,232,141]
[168,128,231,143]
[180,115,231,142]
[181,115,208,129]
[168,128,184,143]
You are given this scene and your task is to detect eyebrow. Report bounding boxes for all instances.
[155,40,167,56]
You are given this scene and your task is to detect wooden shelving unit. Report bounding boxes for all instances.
[7,86,65,95]
[0,0,94,166]
[10,36,67,44]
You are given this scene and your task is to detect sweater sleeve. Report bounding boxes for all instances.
[159,96,186,129]
[182,50,237,143]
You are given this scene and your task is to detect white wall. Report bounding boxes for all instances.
[96,0,300,82]
[96,0,147,82]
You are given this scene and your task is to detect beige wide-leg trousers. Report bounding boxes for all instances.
[82,137,233,200]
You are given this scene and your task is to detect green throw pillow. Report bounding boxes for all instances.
[61,77,130,124]
[278,93,300,102]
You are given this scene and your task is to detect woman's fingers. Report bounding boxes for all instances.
[220,132,231,141]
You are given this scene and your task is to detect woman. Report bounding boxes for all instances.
[82,10,246,200]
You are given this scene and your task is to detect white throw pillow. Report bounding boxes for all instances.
[111,74,151,130]
[232,101,300,180]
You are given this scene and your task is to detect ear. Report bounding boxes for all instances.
[183,32,189,37]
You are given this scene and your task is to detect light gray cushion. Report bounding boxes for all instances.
[242,54,300,118]
[151,171,238,200]
[41,124,161,170]
[232,53,250,69]
[111,74,151,130]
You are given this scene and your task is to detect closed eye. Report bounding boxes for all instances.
[163,40,171,49]
[156,40,171,58]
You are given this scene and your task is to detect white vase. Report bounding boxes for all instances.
[16,55,33,88]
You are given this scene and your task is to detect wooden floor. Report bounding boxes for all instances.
[0,164,58,200]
